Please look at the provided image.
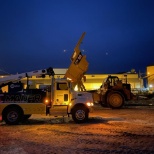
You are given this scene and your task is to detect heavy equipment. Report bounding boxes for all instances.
[91,75,136,109]
[64,33,135,109]
[64,32,88,91]
[0,32,93,125]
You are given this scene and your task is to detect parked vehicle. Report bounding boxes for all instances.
[0,32,93,125]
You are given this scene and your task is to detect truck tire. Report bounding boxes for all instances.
[72,106,89,123]
[3,107,23,125]
[107,92,124,109]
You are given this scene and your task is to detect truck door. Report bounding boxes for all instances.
[53,82,69,105]
[50,81,69,116]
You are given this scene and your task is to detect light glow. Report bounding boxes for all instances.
[74,85,78,91]
[67,78,72,81]
[86,102,94,106]
[44,99,49,105]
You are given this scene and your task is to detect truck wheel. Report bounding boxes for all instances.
[72,106,89,123]
[107,92,124,109]
[3,107,23,125]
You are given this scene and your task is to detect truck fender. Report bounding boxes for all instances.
[70,103,89,114]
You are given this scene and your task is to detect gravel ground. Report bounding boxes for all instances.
[0,104,154,154]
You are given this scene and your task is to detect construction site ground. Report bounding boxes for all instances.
[0,102,154,154]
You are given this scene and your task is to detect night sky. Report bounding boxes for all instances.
[0,0,154,74]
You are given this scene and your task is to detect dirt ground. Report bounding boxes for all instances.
[0,104,154,154]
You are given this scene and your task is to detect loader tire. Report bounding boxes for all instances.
[107,92,124,109]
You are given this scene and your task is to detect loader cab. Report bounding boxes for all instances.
[104,76,120,89]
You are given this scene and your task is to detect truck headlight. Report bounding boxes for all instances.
[86,102,94,107]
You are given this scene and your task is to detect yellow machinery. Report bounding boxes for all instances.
[65,32,88,91]
[0,32,93,125]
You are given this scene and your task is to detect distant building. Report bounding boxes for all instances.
[84,73,141,91]
[0,68,143,93]
[147,65,154,92]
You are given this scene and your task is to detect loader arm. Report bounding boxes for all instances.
[64,32,88,91]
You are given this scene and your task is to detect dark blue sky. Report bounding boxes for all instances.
[0,0,154,74]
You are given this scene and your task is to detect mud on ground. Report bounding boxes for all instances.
[0,105,154,154]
